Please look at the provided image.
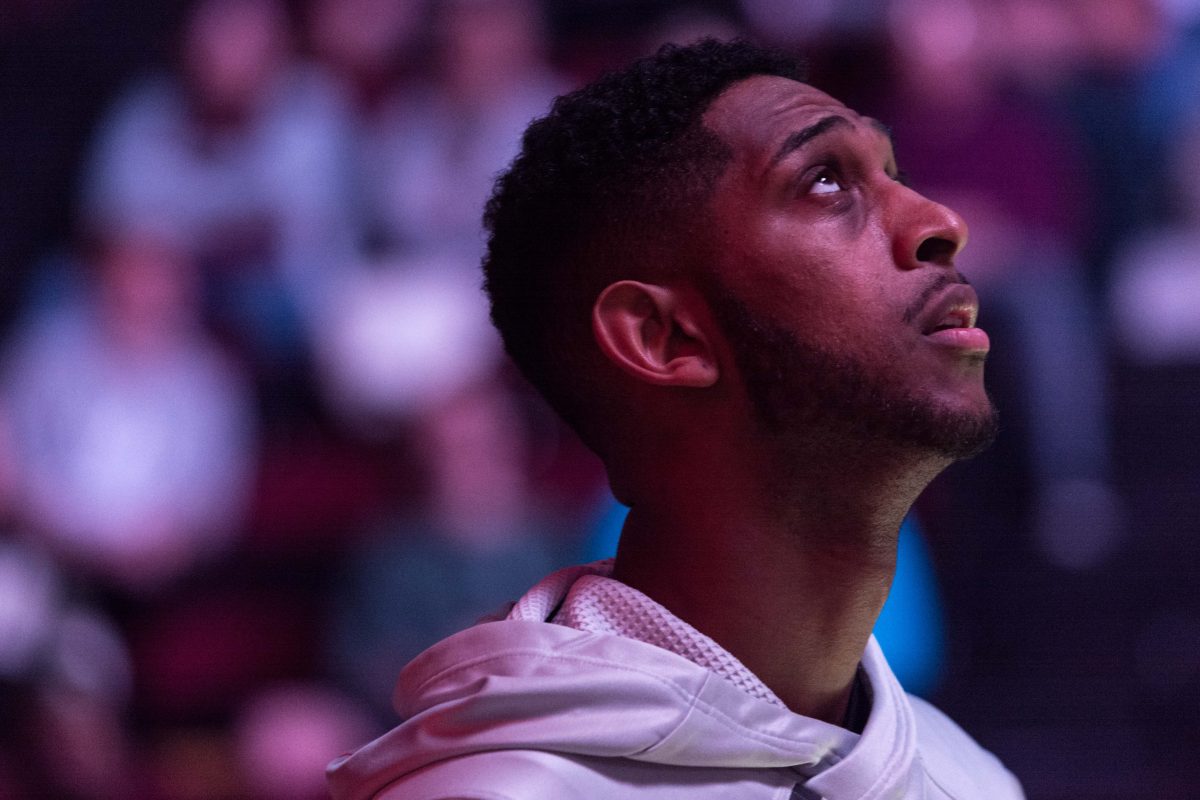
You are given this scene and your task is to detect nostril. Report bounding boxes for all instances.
[915,236,957,265]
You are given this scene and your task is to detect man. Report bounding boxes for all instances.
[328,39,1022,799]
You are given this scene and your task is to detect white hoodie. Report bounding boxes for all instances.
[328,562,1024,800]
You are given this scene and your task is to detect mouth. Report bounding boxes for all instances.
[927,303,977,333]
[918,283,990,354]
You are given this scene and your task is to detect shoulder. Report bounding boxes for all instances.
[369,749,781,800]
[370,750,632,800]
[908,695,1025,799]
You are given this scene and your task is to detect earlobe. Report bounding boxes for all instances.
[592,281,719,388]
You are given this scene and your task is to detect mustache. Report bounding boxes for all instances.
[902,273,971,324]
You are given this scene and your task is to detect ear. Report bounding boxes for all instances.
[592,280,719,388]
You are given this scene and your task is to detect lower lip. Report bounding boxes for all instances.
[924,327,991,353]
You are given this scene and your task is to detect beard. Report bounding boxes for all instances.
[705,286,999,461]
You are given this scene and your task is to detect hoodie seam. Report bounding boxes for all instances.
[409,647,699,710]
[631,669,710,758]
[411,647,837,759]
[919,756,960,800]
[916,749,1021,800]
[846,680,913,800]
[673,682,842,758]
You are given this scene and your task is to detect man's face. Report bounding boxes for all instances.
[698,76,996,458]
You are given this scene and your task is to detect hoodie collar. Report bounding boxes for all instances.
[329,562,922,799]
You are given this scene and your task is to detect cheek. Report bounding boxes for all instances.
[768,258,884,332]
[718,216,899,343]
[785,235,906,348]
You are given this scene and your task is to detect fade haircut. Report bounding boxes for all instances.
[482,38,805,450]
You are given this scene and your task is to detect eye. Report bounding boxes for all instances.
[809,167,845,195]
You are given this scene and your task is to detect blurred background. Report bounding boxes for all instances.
[0,0,1198,797]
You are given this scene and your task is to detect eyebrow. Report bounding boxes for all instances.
[767,115,896,170]
[768,115,853,168]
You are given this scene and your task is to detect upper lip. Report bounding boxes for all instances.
[917,283,980,335]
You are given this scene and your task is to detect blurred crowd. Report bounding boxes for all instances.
[0,0,1198,798]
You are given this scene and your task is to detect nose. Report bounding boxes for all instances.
[892,189,968,271]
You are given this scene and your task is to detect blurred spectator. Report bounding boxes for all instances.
[1051,0,1171,284]
[80,0,356,375]
[1,226,256,595]
[355,0,565,261]
[233,682,376,800]
[301,0,425,266]
[304,0,424,116]
[0,0,184,338]
[0,536,138,799]
[328,381,577,715]
[1111,117,1200,362]
[313,254,501,436]
[1143,0,1200,149]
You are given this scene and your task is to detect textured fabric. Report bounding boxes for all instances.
[328,561,1026,800]
[552,572,787,708]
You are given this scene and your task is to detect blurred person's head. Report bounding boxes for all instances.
[234,683,375,800]
[482,39,994,505]
[11,607,135,800]
[982,0,1165,91]
[87,225,201,353]
[434,0,547,103]
[1074,0,1167,75]
[981,0,1085,92]
[885,0,994,105]
[416,381,529,547]
[182,0,292,121]
[26,684,132,800]
[305,0,423,102]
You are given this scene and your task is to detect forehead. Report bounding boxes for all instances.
[702,75,879,169]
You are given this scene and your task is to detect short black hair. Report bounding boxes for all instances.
[482,38,805,448]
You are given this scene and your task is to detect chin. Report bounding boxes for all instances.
[915,395,999,461]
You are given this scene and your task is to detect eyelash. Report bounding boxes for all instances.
[803,162,846,196]
[801,162,911,196]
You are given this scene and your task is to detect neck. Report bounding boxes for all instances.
[611,438,945,726]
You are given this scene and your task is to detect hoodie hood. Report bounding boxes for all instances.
[327,562,938,800]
